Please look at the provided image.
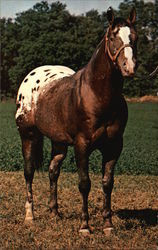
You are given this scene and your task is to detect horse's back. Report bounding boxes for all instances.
[15,65,75,128]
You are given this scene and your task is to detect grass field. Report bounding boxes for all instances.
[0,172,157,249]
[0,101,158,174]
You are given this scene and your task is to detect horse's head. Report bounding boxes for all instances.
[106,7,137,77]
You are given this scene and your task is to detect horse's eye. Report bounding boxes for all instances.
[110,37,114,42]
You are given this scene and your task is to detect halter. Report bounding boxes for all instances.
[105,28,133,64]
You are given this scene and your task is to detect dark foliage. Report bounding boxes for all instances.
[0,0,158,97]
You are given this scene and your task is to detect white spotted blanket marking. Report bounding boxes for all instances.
[15,65,75,119]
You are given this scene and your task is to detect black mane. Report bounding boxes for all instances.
[112,17,129,29]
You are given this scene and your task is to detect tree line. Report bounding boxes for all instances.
[1,0,158,97]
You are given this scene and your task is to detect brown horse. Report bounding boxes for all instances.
[15,7,137,234]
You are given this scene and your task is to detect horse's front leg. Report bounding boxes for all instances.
[102,158,115,234]
[49,143,67,217]
[101,138,123,234]
[75,136,91,234]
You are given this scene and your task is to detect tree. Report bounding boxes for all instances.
[0,18,20,96]
[1,0,158,97]
[8,1,105,94]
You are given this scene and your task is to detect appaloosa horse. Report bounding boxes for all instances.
[15,7,137,234]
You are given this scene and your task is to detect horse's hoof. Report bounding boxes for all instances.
[51,211,58,217]
[103,227,114,236]
[51,211,62,221]
[24,217,34,225]
[79,228,91,235]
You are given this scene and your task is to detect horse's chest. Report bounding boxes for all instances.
[91,120,120,142]
[91,109,125,145]
[106,119,121,138]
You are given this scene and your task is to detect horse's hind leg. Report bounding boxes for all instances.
[49,142,67,217]
[20,129,43,223]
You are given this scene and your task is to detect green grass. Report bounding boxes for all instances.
[0,101,158,175]
[116,103,158,175]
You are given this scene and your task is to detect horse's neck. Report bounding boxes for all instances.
[85,38,123,101]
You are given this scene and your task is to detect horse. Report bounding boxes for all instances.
[15,7,137,234]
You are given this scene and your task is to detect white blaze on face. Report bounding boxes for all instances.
[118,26,135,71]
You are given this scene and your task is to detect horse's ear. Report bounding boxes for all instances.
[127,7,136,24]
[107,7,114,24]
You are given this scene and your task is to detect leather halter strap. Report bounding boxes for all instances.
[105,28,133,64]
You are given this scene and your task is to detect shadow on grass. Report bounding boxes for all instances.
[116,209,158,226]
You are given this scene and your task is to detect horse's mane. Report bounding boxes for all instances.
[112,17,129,29]
[89,37,105,65]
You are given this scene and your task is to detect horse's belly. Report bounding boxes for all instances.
[35,116,73,145]
[34,87,77,144]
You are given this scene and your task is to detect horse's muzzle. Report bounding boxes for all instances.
[120,59,136,77]
[122,68,135,77]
